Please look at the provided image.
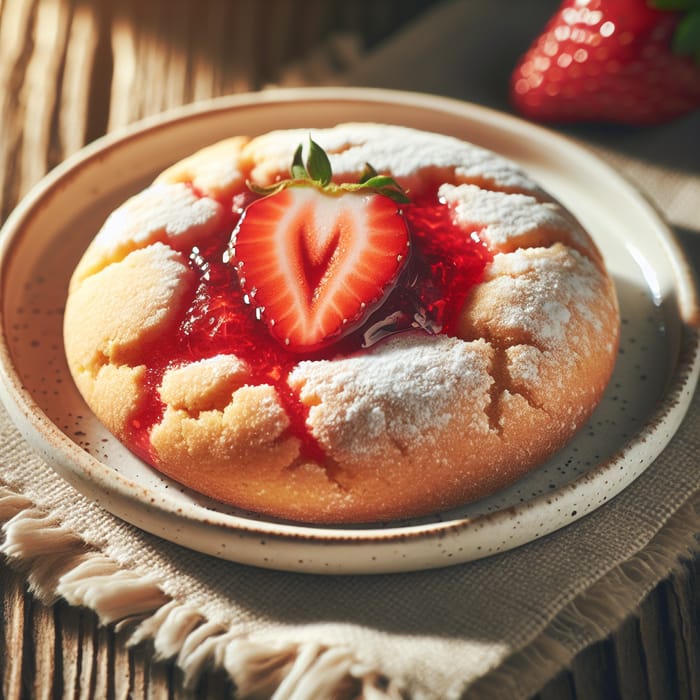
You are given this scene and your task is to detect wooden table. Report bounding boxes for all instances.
[0,1,698,697]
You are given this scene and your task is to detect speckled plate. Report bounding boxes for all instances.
[1,88,698,574]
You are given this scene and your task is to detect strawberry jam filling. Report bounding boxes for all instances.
[127,184,492,465]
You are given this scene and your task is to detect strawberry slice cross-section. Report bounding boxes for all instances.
[230,185,410,353]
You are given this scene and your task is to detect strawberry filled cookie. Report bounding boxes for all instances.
[63,124,619,523]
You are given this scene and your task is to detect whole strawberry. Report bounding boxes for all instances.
[510,0,700,125]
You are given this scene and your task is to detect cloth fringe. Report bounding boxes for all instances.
[3,478,697,699]
[466,493,700,700]
[0,486,402,699]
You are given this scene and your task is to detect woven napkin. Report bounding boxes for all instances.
[2,1,700,698]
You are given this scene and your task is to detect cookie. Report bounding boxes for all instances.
[63,123,619,523]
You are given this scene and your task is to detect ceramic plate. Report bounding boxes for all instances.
[1,88,698,574]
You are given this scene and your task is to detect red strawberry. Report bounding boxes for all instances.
[230,140,410,352]
[510,0,700,125]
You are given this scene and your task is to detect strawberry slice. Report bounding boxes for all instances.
[229,142,410,352]
[232,187,409,351]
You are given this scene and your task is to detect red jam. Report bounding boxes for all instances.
[127,185,492,464]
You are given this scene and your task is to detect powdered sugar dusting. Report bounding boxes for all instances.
[506,345,543,386]
[94,183,223,254]
[155,136,248,198]
[159,354,251,410]
[289,334,494,456]
[247,123,541,194]
[484,245,605,349]
[439,183,589,252]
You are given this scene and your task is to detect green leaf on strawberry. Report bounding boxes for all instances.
[673,9,700,60]
[650,0,700,11]
[290,144,310,181]
[299,138,332,185]
[247,136,410,204]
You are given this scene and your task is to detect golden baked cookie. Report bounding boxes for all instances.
[63,123,619,523]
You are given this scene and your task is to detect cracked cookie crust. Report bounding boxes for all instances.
[63,123,619,523]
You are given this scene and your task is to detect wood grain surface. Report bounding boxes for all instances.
[0,0,435,219]
[1,555,697,698]
[0,1,698,698]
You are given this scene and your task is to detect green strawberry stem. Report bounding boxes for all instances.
[674,9,700,60]
[247,136,410,204]
[650,0,700,10]
[649,0,700,61]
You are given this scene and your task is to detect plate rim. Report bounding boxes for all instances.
[1,86,699,571]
